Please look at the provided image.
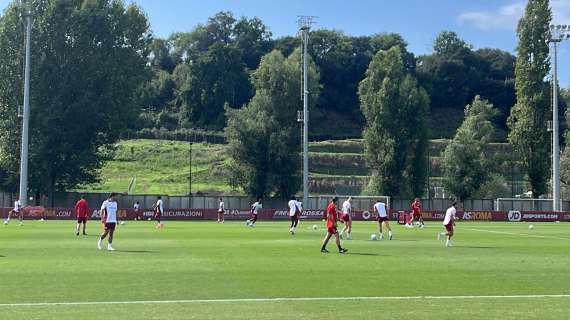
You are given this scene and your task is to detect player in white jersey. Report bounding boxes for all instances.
[153,196,164,229]
[217,198,225,223]
[133,201,141,220]
[438,202,458,247]
[374,200,392,240]
[288,196,302,234]
[4,198,23,226]
[339,197,353,240]
[98,193,119,251]
[246,198,262,227]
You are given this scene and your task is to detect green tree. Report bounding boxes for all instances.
[226,49,319,197]
[417,31,476,113]
[149,38,175,72]
[507,0,552,197]
[443,96,498,201]
[176,44,250,129]
[233,16,273,70]
[417,32,517,137]
[168,12,273,130]
[559,87,570,197]
[359,46,429,197]
[0,0,151,196]
[140,70,175,113]
[473,48,516,133]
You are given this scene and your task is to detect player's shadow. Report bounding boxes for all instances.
[462,246,498,249]
[115,250,156,253]
[346,252,386,256]
[0,255,5,258]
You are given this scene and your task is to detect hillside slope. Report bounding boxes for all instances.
[78,139,523,196]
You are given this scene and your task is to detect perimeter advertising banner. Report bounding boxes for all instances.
[1,207,570,222]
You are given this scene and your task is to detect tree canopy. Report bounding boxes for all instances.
[226,49,319,198]
[0,0,151,195]
[359,46,429,197]
[443,96,498,201]
[507,0,552,197]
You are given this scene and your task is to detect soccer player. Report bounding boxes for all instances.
[4,197,23,226]
[98,193,118,251]
[217,198,225,223]
[74,195,89,236]
[374,199,392,240]
[408,198,425,228]
[246,198,262,227]
[153,196,164,229]
[133,201,141,221]
[339,197,353,240]
[288,196,302,234]
[320,197,347,254]
[439,202,458,247]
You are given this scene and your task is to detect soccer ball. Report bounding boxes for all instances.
[39,218,44,222]
[370,234,378,241]
[120,221,125,225]
[147,217,151,221]
[528,224,534,230]
[312,225,318,230]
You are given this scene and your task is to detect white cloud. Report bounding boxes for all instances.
[458,1,570,31]
[458,2,524,31]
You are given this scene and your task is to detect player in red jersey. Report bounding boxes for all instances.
[320,197,347,254]
[407,198,425,228]
[74,195,89,236]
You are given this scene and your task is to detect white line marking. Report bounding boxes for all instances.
[465,228,570,241]
[1,294,570,307]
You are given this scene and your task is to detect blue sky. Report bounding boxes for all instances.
[1,0,569,86]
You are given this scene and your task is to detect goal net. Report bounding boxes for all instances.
[314,195,390,211]
[495,198,562,211]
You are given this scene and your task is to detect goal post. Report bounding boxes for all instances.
[315,195,390,211]
[495,198,563,212]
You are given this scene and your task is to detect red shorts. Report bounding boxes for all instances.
[105,222,116,231]
[327,226,338,234]
[341,213,351,222]
[77,217,87,224]
[377,216,388,223]
[445,223,454,232]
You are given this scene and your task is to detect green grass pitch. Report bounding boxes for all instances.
[1,220,570,319]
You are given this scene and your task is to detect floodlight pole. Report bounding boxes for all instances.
[19,11,32,206]
[302,27,309,209]
[189,141,192,208]
[552,40,560,211]
[549,24,570,211]
[298,16,315,209]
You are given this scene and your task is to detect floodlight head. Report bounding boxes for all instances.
[297,15,317,30]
